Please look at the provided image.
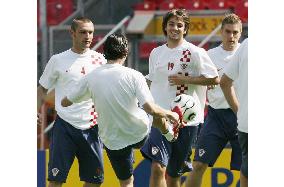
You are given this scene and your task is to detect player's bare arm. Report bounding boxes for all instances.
[220,73,239,114]
[143,101,179,127]
[37,86,52,125]
[143,101,180,142]
[37,85,49,111]
[168,74,219,86]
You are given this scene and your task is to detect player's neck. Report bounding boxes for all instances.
[107,58,125,65]
[221,43,236,51]
[71,47,89,54]
[167,38,183,49]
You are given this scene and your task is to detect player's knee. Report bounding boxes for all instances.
[192,161,207,173]
[151,162,166,177]
[83,182,101,187]
[119,175,134,187]
[83,182,100,187]
[166,175,180,185]
[48,181,63,187]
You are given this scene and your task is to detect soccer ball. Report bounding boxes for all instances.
[171,94,198,122]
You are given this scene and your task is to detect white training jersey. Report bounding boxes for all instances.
[147,40,218,126]
[207,44,240,109]
[68,63,154,150]
[224,39,248,133]
[39,48,106,130]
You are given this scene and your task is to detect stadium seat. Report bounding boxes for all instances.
[173,0,189,4]
[234,0,248,23]
[179,0,207,10]
[133,1,157,11]
[159,0,181,10]
[139,42,158,59]
[47,0,74,25]
[206,0,230,10]
[145,0,166,4]
[226,0,239,8]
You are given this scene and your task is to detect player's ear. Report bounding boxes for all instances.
[69,29,75,37]
[183,26,188,35]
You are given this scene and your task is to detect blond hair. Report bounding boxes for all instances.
[221,13,242,30]
[71,17,93,31]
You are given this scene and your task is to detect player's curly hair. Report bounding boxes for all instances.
[162,9,190,37]
[103,34,128,60]
[71,17,93,31]
[221,13,242,31]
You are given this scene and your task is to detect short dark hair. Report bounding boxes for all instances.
[221,13,242,30]
[162,9,190,37]
[71,17,93,31]
[103,34,128,60]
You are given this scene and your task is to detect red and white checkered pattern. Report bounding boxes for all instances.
[180,49,191,62]
[89,104,98,128]
[176,72,189,96]
[91,55,103,65]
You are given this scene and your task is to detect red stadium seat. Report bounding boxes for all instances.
[179,0,207,10]
[159,0,181,10]
[133,1,157,11]
[139,42,158,59]
[47,0,74,25]
[206,0,230,10]
[145,0,166,4]
[234,0,248,23]
[173,0,189,4]
[226,0,239,8]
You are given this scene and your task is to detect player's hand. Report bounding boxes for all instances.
[37,112,42,125]
[162,123,178,142]
[165,110,179,125]
[207,85,217,90]
[168,74,189,86]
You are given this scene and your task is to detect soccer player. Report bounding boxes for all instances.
[37,17,106,187]
[61,34,180,187]
[185,14,243,187]
[140,9,219,187]
[220,38,248,187]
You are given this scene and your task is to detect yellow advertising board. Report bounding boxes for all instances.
[144,15,223,36]
[44,148,240,187]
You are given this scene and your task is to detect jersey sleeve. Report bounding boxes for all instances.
[67,75,92,103]
[224,49,240,81]
[99,52,107,65]
[147,48,157,81]
[134,72,154,105]
[196,48,218,78]
[224,39,249,81]
[39,56,59,89]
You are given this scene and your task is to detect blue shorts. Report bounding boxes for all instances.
[238,131,248,177]
[105,136,148,180]
[48,115,104,184]
[194,106,242,170]
[140,125,198,177]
